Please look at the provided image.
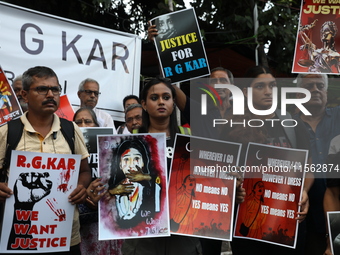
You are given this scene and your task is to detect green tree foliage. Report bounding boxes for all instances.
[191,0,301,76]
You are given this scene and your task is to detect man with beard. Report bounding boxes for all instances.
[75,78,116,130]
[295,73,340,254]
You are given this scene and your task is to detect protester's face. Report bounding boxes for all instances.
[124,98,139,111]
[22,76,60,116]
[74,110,97,127]
[210,70,231,100]
[13,79,28,111]
[244,73,276,110]
[13,80,23,99]
[78,82,99,109]
[120,148,144,174]
[125,107,142,133]
[142,83,174,119]
[297,74,327,108]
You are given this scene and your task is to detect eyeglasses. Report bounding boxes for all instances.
[80,90,101,97]
[126,115,142,123]
[74,119,94,125]
[29,85,62,95]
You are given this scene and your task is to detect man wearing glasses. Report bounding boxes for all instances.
[295,73,340,254]
[0,66,91,254]
[76,78,116,130]
[125,103,143,133]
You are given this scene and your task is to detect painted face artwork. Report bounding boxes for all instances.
[116,147,145,220]
[120,148,144,174]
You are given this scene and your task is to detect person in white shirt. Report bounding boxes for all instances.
[75,78,116,133]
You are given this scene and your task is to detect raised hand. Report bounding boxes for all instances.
[126,165,152,182]
[14,172,52,205]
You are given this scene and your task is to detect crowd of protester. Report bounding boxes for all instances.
[0,18,339,255]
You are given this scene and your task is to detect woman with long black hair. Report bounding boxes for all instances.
[222,66,313,255]
[121,76,202,255]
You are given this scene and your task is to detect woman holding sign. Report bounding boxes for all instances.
[121,76,202,255]
[221,66,313,255]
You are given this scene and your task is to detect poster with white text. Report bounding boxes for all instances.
[234,143,308,249]
[151,8,210,83]
[0,151,81,253]
[169,134,241,241]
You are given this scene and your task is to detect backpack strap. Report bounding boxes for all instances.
[2,119,24,181]
[60,118,75,154]
[178,126,191,135]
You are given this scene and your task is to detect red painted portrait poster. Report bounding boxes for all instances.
[292,0,340,74]
[0,65,22,126]
[0,151,81,253]
[169,134,241,241]
[98,134,169,240]
[234,143,308,248]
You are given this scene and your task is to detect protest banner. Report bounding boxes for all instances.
[292,0,340,74]
[327,211,340,255]
[0,65,22,126]
[98,133,169,240]
[169,134,241,241]
[0,150,81,253]
[0,1,141,122]
[233,142,308,248]
[151,8,210,83]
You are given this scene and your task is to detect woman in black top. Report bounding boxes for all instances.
[122,76,202,255]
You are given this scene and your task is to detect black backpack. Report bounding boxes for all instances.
[1,118,75,182]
